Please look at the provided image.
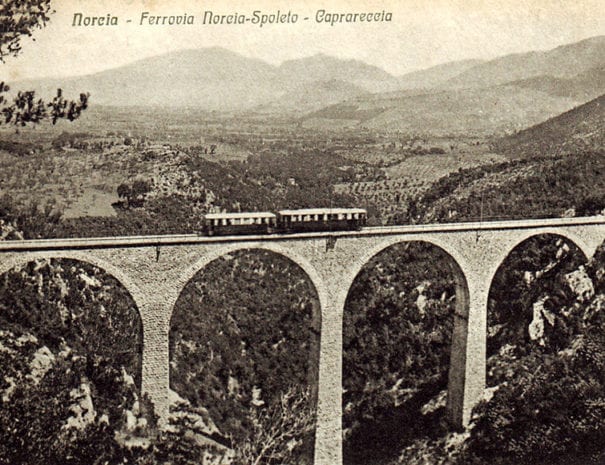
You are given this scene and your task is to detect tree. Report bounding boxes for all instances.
[131,180,152,207]
[0,194,63,240]
[0,1,89,127]
[117,183,133,207]
[0,0,52,62]
[116,180,152,208]
[233,387,315,465]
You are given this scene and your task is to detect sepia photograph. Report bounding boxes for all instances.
[0,0,604,464]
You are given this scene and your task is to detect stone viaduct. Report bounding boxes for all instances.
[0,216,603,465]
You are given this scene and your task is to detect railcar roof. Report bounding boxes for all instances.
[278,208,367,215]
[204,212,276,219]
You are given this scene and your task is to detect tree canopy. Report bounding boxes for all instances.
[0,0,89,126]
[0,0,52,62]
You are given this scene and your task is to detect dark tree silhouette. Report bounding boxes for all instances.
[0,0,53,61]
[0,0,89,126]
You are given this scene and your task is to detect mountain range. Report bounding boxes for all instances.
[11,35,605,135]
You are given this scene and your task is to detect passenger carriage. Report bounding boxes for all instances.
[202,212,277,236]
[277,208,367,232]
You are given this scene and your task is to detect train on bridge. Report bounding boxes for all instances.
[200,208,367,236]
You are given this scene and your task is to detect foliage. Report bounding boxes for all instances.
[116,179,153,208]
[0,0,52,62]
[0,2,89,127]
[50,131,94,149]
[170,249,320,463]
[487,235,586,358]
[233,386,315,465]
[343,242,457,464]
[0,139,42,156]
[0,83,89,127]
[0,258,147,464]
[182,151,356,213]
[409,152,605,223]
[0,194,62,239]
[457,240,605,465]
[463,338,605,465]
[0,354,148,465]
[0,258,142,378]
[152,410,228,465]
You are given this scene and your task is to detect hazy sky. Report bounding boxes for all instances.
[4,0,605,80]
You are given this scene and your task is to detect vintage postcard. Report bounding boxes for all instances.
[0,1,604,464]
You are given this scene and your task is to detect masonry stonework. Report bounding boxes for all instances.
[0,218,603,465]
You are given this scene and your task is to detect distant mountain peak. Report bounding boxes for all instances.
[277,53,397,93]
[443,34,605,89]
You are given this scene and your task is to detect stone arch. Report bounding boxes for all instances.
[486,230,590,307]
[0,251,147,312]
[485,231,589,384]
[0,251,145,387]
[484,229,592,292]
[339,236,469,317]
[168,244,324,459]
[341,238,470,464]
[172,242,328,322]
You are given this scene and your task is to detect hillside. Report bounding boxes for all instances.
[506,66,605,101]
[493,93,605,158]
[397,93,604,222]
[444,35,605,89]
[393,239,605,465]
[396,59,484,89]
[278,53,398,93]
[409,151,605,224]
[303,84,578,135]
[255,79,369,114]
